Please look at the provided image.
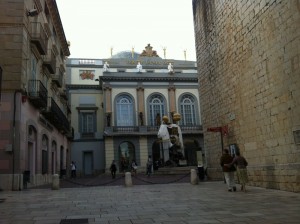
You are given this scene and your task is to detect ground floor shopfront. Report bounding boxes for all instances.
[104,134,204,173]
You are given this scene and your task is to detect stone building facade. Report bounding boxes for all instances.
[66,45,204,176]
[0,0,71,190]
[193,0,300,192]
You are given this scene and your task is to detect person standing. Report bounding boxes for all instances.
[131,160,138,176]
[146,155,153,177]
[110,160,117,179]
[120,157,126,176]
[226,151,248,192]
[70,161,76,178]
[220,149,236,192]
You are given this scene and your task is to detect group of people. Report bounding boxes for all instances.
[71,148,248,190]
[109,159,138,179]
[220,148,248,192]
[103,61,174,73]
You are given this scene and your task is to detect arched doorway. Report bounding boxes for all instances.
[118,142,135,172]
[184,139,201,166]
[27,125,37,183]
[152,140,161,164]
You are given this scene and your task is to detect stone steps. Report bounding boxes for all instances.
[153,166,196,175]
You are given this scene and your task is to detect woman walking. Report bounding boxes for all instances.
[226,151,248,192]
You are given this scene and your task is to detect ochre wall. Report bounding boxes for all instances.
[193,0,300,192]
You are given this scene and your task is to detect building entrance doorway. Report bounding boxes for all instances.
[152,140,161,164]
[119,142,135,172]
[83,151,93,175]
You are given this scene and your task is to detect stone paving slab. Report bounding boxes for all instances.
[0,181,299,224]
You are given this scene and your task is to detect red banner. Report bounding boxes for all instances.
[222,125,229,136]
[207,125,229,136]
[207,127,222,132]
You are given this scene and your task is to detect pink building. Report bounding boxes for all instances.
[0,0,72,190]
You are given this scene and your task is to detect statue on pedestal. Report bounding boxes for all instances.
[103,61,110,72]
[157,113,184,166]
[168,62,174,74]
[136,61,142,72]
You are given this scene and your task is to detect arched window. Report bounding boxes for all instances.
[116,95,134,126]
[149,94,165,126]
[180,94,197,125]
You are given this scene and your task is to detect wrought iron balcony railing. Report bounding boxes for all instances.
[43,50,56,74]
[52,67,64,87]
[27,79,48,109]
[30,22,48,55]
[42,97,70,132]
[104,125,203,136]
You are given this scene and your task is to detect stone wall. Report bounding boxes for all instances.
[193,0,300,192]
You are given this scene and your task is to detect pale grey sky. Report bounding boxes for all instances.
[56,0,196,60]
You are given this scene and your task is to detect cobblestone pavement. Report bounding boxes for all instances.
[0,174,299,224]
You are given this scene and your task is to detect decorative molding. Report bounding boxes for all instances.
[80,70,95,80]
[101,76,198,82]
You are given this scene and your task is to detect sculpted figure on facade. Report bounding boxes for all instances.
[168,62,174,74]
[103,61,110,72]
[136,61,142,72]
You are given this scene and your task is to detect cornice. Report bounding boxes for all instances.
[46,0,70,56]
[100,76,198,82]
[66,84,101,90]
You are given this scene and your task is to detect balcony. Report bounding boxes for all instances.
[104,125,203,136]
[30,22,48,55]
[42,97,70,133]
[60,89,68,100]
[27,80,48,109]
[52,67,64,87]
[66,127,74,140]
[43,50,56,74]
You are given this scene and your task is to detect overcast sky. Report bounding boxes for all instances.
[56,0,196,61]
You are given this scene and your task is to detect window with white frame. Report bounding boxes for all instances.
[116,95,134,126]
[180,94,196,125]
[149,94,165,126]
[80,112,95,133]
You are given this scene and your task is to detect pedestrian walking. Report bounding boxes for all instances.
[146,155,153,177]
[110,160,117,179]
[70,161,77,178]
[220,149,236,192]
[131,159,138,176]
[226,151,248,192]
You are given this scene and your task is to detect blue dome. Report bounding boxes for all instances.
[111,51,140,60]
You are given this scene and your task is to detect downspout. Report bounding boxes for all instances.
[12,89,24,190]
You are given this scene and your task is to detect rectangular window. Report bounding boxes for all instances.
[81,112,94,133]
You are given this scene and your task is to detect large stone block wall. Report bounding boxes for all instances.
[193,0,300,192]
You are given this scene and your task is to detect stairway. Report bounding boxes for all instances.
[153,166,195,175]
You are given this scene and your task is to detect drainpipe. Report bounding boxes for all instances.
[12,89,25,190]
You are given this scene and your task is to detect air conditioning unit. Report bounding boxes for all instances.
[5,144,12,152]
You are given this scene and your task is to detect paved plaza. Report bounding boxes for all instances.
[0,176,299,224]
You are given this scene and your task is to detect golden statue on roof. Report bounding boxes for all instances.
[140,44,159,57]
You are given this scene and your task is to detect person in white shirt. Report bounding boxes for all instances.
[70,161,76,178]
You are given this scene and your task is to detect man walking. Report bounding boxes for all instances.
[220,149,236,192]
